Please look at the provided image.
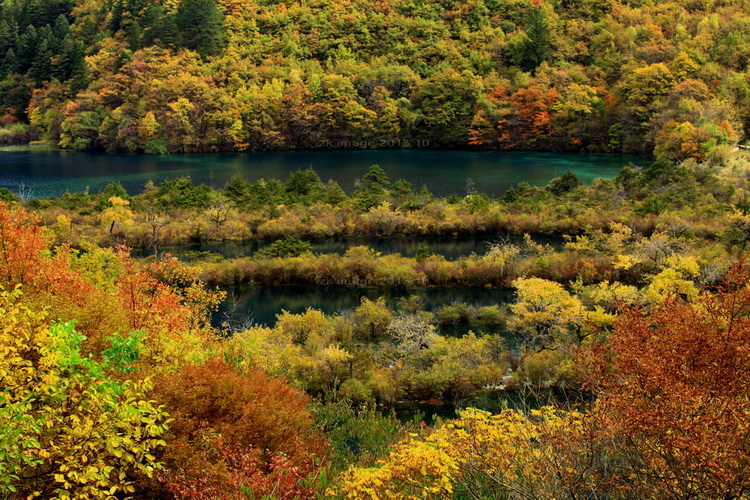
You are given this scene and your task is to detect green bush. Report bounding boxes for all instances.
[255,236,313,258]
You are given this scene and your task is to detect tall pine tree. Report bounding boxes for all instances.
[520,7,550,72]
[0,48,19,76]
[0,19,13,53]
[30,36,52,83]
[175,0,225,58]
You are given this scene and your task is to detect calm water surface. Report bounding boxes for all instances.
[393,388,591,423]
[135,234,564,261]
[216,284,515,332]
[0,147,645,198]
[216,284,585,420]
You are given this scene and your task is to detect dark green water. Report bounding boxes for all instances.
[135,234,564,261]
[215,283,581,420]
[216,284,585,418]
[392,388,591,423]
[0,147,645,198]
[217,284,515,332]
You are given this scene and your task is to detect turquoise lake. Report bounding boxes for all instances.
[0,148,645,197]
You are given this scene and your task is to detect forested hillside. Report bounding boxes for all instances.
[0,0,748,157]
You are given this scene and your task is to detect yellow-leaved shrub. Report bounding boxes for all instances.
[0,286,169,498]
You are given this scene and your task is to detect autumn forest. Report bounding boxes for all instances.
[2,0,750,498]
[0,0,746,158]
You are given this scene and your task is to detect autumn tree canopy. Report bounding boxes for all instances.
[0,0,747,158]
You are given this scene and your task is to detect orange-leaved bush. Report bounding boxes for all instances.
[0,201,95,312]
[151,359,329,499]
[0,202,222,365]
[583,262,750,498]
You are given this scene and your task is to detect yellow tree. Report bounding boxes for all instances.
[618,62,675,121]
[0,287,168,498]
[101,196,134,239]
[352,297,393,341]
[138,111,161,148]
[167,97,196,152]
[508,277,585,349]
[335,406,596,500]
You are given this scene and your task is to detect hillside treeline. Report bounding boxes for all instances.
[0,0,747,158]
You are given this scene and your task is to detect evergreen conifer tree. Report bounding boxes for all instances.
[520,7,550,72]
[175,0,225,57]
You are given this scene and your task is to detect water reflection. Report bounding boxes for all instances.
[136,235,565,261]
[215,284,515,334]
[392,388,591,423]
[0,148,645,198]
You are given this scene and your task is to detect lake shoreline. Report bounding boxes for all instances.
[0,140,653,156]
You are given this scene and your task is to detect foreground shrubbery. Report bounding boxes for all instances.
[150,359,330,499]
[0,293,168,498]
[2,179,750,498]
[335,265,750,498]
[0,202,338,497]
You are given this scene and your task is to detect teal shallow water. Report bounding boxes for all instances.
[0,148,645,198]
